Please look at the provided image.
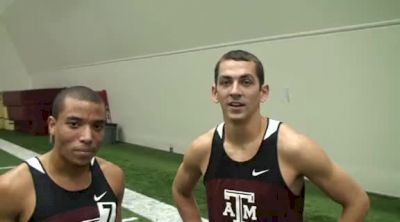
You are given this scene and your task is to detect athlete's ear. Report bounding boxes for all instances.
[48,116,56,137]
[211,84,219,103]
[260,84,269,103]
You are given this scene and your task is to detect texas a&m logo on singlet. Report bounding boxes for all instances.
[222,189,257,221]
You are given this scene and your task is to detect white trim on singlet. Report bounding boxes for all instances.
[26,157,96,173]
[90,157,95,166]
[216,119,280,140]
[216,122,224,139]
[26,157,45,174]
[265,119,280,140]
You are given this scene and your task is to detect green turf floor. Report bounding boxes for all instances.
[0,129,399,221]
[0,148,22,166]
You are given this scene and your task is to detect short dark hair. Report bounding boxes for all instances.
[52,86,104,118]
[214,50,265,87]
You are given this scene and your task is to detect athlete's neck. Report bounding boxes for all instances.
[41,150,92,190]
[224,114,266,146]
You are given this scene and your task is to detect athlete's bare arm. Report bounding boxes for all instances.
[0,164,35,222]
[99,158,125,222]
[172,130,213,222]
[278,124,369,222]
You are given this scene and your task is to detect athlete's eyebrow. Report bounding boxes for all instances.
[219,73,254,79]
[65,116,82,122]
[93,120,106,125]
[240,74,255,79]
[218,75,232,79]
[66,116,106,124]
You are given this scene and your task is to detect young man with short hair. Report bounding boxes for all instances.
[172,50,369,221]
[0,86,125,222]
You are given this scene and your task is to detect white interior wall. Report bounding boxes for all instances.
[0,21,30,91]
[261,25,400,198]
[31,24,400,197]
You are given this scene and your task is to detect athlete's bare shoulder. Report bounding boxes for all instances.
[187,128,214,160]
[95,157,125,200]
[191,128,214,152]
[182,128,215,175]
[96,157,122,172]
[278,123,311,155]
[0,163,35,221]
[96,157,124,184]
[278,123,332,176]
[0,163,34,197]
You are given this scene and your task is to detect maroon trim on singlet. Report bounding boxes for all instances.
[41,206,99,222]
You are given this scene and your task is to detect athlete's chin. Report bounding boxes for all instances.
[71,159,92,167]
[224,113,249,123]
[71,155,95,166]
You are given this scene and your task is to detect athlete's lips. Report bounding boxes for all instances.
[73,147,96,155]
[228,101,245,107]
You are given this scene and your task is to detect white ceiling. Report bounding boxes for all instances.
[1,0,400,74]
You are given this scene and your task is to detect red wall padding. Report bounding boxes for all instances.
[3,88,64,135]
[3,88,111,135]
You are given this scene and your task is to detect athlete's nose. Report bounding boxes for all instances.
[230,81,242,98]
[79,125,93,144]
